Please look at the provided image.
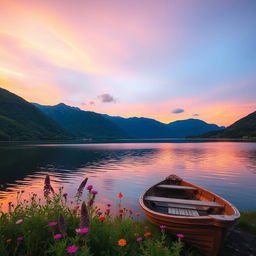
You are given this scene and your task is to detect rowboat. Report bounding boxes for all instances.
[139,175,240,256]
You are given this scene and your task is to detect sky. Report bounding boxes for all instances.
[0,0,255,126]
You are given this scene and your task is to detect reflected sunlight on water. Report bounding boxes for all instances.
[0,142,256,213]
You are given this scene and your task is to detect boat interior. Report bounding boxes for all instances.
[144,175,227,217]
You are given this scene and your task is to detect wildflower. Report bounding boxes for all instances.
[107,204,111,207]
[144,226,149,230]
[53,234,62,239]
[80,201,89,228]
[63,193,68,202]
[48,221,57,227]
[135,212,140,216]
[105,209,110,213]
[6,239,12,243]
[144,232,151,236]
[76,177,88,198]
[44,175,55,198]
[118,239,127,246]
[76,227,89,234]
[97,211,103,216]
[136,237,143,242]
[160,225,167,229]
[67,245,78,253]
[16,219,23,225]
[58,213,67,234]
[177,233,184,238]
[119,209,124,214]
[99,216,106,222]
[17,237,24,241]
[134,233,139,237]
[86,185,93,191]
[92,190,98,195]
[118,192,123,198]
[128,209,133,214]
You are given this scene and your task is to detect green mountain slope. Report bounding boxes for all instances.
[200,111,256,138]
[34,103,129,139]
[0,88,73,141]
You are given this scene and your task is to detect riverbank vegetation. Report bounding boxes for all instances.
[0,176,198,256]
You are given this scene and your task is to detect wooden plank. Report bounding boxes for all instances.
[157,184,198,190]
[168,207,199,216]
[167,203,197,209]
[145,196,223,208]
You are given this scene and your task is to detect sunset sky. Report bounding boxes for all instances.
[0,0,255,126]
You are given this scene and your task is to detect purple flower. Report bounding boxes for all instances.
[17,237,24,241]
[160,225,167,229]
[177,233,184,238]
[48,221,57,227]
[107,204,111,207]
[53,234,62,239]
[75,227,89,234]
[44,175,55,198]
[86,185,93,191]
[92,190,98,195]
[76,178,88,198]
[80,201,89,228]
[137,237,143,242]
[67,245,78,253]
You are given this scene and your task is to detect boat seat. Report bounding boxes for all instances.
[168,207,200,217]
[145,196,223,208]
[157,184,198,191]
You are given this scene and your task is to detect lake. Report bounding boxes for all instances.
[0,141,256,213]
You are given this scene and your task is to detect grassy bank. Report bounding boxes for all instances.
[0,176,197,256]
[237,211,256,236]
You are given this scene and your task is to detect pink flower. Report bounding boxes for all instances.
[48,222,57,227]
[67,245,78,253]
[86,185,93,191]
[16,219,23,224]
[53,234,62,239]
[75,228,89,234]
[17,237,24,241]
[177,233,184,238]
[107,204,111,207]
[137,237,143,242]
[63,193,68,197]
[105,209,110,213]
[92,190,98,195]
[160,225,167,229]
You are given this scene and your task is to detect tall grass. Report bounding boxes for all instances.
[0,176,198,256]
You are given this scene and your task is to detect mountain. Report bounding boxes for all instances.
[167,119,224,138]
[34,103,129,139]
[104,115,224,138]
[103,115,172,138]
[0,88,73,141]
[199,111,256,138]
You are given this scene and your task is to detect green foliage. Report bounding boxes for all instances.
[237,211,256,236]
[0,187,196,256]
[0,87,74,141]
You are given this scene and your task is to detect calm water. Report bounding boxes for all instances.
[0,141,256,213]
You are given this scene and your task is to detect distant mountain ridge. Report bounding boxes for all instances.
[34,103,129,139]
[103,114,224,138]
[199,111,256,138]
[0,88,73,141]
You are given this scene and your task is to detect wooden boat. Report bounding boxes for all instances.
[139,175,240,256]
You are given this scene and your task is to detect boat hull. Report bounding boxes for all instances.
[140,205,227,256]
[139,176,240,256]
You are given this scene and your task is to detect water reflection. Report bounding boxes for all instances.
[0,142,256,212]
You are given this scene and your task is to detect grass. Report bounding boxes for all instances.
[0,176,199,256]
[237,211,256,236]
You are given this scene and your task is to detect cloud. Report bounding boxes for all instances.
[171,108,184,114]
[89,101,95,105]
[98,93,116,103]
[192,113,200,117]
